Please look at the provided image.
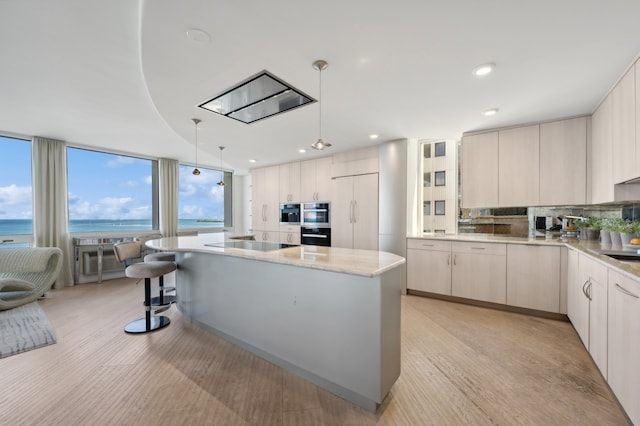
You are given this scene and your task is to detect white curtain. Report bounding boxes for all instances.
[159,158,178,237]
[32,136,73,287]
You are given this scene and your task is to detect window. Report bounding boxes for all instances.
[434,171,446,186]
[0,136,33,245]
[434,142,446,157]
[67,148,157,233]
[435,200,446,215]
[178,165,232,231]
[423,172,431,187]
[423,144,431,159]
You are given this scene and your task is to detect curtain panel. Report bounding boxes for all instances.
[32,136,73,287]
[159,158,178,237]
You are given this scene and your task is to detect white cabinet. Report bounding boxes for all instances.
[608,269,640,426]
[498,124,540,207]
[590,94,614,203]
[612,64,636,183]
[279,161,300,202]
[451,242,506,304]
[301,156,332,201]
[461,132,498,208]
[279,225,301,245]
[506,244,562,313]
[251,165,279,241]
[332,173,378,250]
[539,117,587,206]
[568,252,608,377]
[406,239,451,295]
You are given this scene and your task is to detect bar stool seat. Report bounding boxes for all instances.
[143,252,177,305]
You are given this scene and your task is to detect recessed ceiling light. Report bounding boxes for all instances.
[298,149,306,153]
[483,108,499,116]
[249,159,257,163]
[186,28,211,44]
[473,63,495,77]
[369,134,379,140]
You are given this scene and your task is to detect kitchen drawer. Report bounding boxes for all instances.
[452,241,506,255]
[407,239,451,252]
[280,225,301,233]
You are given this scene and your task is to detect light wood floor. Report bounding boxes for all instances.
[0,277,630,425]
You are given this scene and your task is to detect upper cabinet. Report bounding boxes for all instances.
[540,117,587,205]
[301,156,333,202]
[461,132,498,208]
[279,161,300,202]
[251,165,280,235]
[591,95,614,203]
[498,124,540,207]
[612,64,636,184]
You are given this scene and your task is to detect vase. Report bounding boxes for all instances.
[621,232,634,246]
[599,230,611,245]
[610,231,622,247]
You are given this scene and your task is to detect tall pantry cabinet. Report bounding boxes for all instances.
[251,165,280,242]
[331,173,379,250]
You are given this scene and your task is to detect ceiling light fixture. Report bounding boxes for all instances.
[249,159,257,163]
[473,63,495,77]
[298,149,306,153]
[369,134,379,140]
[217,146,225,186]
[311,60,331,151]
[191,118,201,176]
[483,108,499,116]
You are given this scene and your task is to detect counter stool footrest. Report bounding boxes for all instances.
[124,316,170,334]
[150,295,176,305]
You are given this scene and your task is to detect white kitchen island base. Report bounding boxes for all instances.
[175,250,402,412]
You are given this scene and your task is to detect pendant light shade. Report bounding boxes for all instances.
[311,60,331,150]
[217,146,225,186]
[191,118,201,176]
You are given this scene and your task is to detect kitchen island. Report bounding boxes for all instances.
[146,234,405,412]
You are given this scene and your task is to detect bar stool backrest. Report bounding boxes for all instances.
[113,241,142,267]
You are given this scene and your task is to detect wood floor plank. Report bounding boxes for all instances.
[0,278,630,425]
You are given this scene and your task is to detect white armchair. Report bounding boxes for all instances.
[0,247,63,310]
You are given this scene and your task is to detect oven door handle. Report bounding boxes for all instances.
[302,234,328,238]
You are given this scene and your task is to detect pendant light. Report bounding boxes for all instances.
[191,118,201,175]
[311,60,331,150]
[217,146,225,186]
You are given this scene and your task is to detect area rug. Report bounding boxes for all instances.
[0,301,57,358]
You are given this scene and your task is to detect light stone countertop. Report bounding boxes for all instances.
[407,233,640,281]
[146,234,406,278]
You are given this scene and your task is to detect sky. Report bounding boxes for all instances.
[0,136,225,221]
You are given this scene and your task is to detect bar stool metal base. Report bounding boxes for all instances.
[151,295,176,305]
[124,315,170,334]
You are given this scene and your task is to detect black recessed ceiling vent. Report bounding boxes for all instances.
[198,70,315,124]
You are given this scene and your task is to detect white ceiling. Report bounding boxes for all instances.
[1,0,640,175]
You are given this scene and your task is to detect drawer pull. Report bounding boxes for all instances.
[422,244,435,247]
[471,247,486,250]
[615,283,639,299]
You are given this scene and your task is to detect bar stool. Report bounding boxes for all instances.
[113,241,176,334]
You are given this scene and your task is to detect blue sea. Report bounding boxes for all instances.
[0,219,224,235]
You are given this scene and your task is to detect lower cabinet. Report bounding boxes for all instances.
[407,239,452,295]
[280,225,301,245]
[506,244,561,312]
[607,269,640,426]
[451,242,506,304]
[254,230,279,242]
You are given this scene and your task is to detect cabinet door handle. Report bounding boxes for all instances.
[587,281,593,301]
[582,279,590,299]
[353,200,358,224]
[615,283,639,299]
[447,254,450,265]
[349,200,354,223]
[453,254,456,265]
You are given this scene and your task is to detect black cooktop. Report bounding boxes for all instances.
[205,240,297,252]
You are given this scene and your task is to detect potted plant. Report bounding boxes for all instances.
[581,217,601,241]
[618,220,635,245]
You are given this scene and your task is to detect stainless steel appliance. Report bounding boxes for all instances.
[301,202,330,228]
[301,226,331,246]
[279,203,300,225]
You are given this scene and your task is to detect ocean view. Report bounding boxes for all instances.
[0,219,224,235]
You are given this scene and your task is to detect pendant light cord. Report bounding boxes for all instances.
[318,67,322,140]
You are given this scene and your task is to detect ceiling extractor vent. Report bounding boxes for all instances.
[199,70,315,124]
